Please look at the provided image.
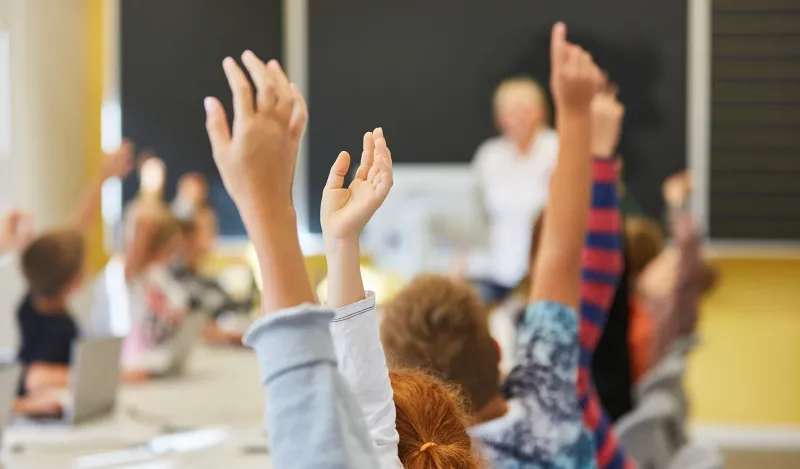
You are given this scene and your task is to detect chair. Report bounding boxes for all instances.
[637,355,688,411]
[668,444,724,469]
[667,334,701,358]
[616,391,684,469]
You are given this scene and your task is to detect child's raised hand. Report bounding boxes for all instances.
[321,128,393,242]
[550,22,603,114]
[102,139,135,180]
[0,209,34,255]
[590,86,625,157]
[663,171,693,208]
[204,51,303,214]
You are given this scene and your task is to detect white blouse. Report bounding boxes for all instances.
[472,129,559,287]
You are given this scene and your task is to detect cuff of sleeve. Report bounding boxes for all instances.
[243,305,337,383]
[592,158,617,181]
[330,291,376,323]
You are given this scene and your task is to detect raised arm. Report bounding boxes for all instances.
[0,210,34,257]
[530,23,603,309]
[71,141,134,233]
[204,51,378,469]
[322,128,401,469]
[663,171,704,335]
[579,90,625,356]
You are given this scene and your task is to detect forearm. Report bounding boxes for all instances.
[325,238,366,308]
[330,292,402,468]
[245,307,379,469]
[579,158,623,350]
[25,363,70,392]
[532,110,592,308]
[70,177,105,233]
[244,205,316,313]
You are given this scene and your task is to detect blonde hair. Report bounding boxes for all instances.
[493,77,547,115]
[390,369,484,469]
[381,275,500,414]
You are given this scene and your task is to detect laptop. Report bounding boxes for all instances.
[0,364,22,443]
[63,337,123,424]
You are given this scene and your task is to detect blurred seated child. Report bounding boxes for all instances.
[634,171,719,378]
[624,216,665,381]
[16,230,83,401]
[119,207,188,380]
[173,207,255,345]
[171,172,210,221]
[14,143,133,414]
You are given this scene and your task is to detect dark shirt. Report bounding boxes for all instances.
[16,294,79,395]
[171,265,256,319]
[591,258,634,423]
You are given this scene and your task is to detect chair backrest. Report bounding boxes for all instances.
[637,355,688,413]
[617,391,684,469]
[668,334,701,358]
[668,444,724,469]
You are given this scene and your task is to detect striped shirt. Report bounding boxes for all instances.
[576,158,637,469]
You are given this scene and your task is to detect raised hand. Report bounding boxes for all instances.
[590,86,625,157]
[204,51,303,215]
[0,210,34,255]
[102,139,135,180]
[550,22,604,114]
[663,171,693,208]
[321,128,393,242]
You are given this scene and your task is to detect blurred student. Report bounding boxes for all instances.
[13,143,133,412]
[382,24,605,468]
[171,172,210,220]
[173,207,255,345]
[117,207,188,379]
[631,171,719,379]
[205,51,380,468]
[321,128,481,468]
[471,73,558,303]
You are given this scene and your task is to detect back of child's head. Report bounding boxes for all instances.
[390,368,483,469]
[381,275,500,415]
[146,208,182,260]
[22,229,85,299]
[625,216,664,280]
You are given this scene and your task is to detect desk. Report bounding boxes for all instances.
[3,346,272,469]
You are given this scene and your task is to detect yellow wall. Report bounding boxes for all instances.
[688,258,800,425]
[84,0,106,272]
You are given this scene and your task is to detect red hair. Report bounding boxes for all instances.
[390,368,484,469]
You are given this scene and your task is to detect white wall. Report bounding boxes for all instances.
[0,0,88,349]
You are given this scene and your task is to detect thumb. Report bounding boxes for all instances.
[325,151,351,190]
[204,97,231,157]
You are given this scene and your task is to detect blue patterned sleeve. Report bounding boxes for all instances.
[500,300,597,469]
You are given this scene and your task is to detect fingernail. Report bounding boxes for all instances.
[204,97,215,113]
[267,59,280,70]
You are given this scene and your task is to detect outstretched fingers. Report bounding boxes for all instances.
[204,96,231,157]
[325,151,351,191]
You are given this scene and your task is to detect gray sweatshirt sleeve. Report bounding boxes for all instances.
[243,305,380,469]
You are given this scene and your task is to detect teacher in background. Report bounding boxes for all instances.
[471,77,558,303]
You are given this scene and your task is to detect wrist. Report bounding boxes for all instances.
[591,146,616,159]
[324,236,361,263]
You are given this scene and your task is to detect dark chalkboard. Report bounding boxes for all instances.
[308,0,687,232]
[709,0,800,240]
[120,0,283,236]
